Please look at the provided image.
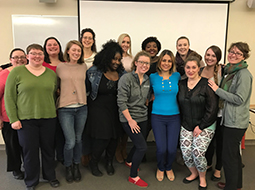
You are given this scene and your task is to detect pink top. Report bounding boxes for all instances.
[43,61,57,73]
[0,69,10,122]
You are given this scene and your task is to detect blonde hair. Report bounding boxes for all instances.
[117,33,132,57]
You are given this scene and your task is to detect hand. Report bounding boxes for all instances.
[128,119,140,134]
[193,126,202,137]
[11,120,22,130]
[208,80,219,92]
[0,119,3,130]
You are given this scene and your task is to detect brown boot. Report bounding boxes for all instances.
[115,138,124,163]
[81,154,91,167]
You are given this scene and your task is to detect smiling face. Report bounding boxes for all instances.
[67,44,82,62]
[145,42,158,57]
[204,48,217,67]
[135,55,150,75]
[227,46,244,64]
[159,54,172,73]
[10,50,27,67]
[109,52,122,71]
[185,60,200,79]
[176,39,190,56]
[46,39,60,57]
[121,36,131,54]
[27,49,44,67]
[82,32,94,49]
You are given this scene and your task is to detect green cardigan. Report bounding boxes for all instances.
[4,65,57,123]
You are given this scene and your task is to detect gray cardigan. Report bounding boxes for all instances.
[216,68,253,129]
[117,71,150,123]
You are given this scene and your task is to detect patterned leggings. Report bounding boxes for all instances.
[180,126,215,172]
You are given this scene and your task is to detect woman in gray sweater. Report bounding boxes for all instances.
[208,42,253,190]
[117,51,151,188]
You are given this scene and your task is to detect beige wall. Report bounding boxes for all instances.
[1,0,255,144]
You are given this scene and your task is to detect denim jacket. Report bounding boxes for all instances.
[86,65,126,101]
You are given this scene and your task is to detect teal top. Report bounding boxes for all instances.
[4,65,57,123]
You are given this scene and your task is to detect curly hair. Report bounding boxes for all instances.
[80,28,97,53]
[93,40,124,73]
[141,36,161,53]
[43,37,65,63]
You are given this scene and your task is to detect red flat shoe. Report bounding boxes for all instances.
[125,161,140,171]
[217,182,225,189]
[128,176,148,188]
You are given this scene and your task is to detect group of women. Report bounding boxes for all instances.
[0,28,252,190]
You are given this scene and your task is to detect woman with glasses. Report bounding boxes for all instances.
[0,48,27,180]
[117,51,151,188]
[5,44,59,190]
[150,50,181,182]
[80,28,97,68]
[208,42,253,190]
[79,28,97,167]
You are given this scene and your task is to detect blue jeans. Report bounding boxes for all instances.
[58,105,87,167]
[151,114,180,171]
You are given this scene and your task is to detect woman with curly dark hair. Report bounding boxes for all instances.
[86,40,125,177]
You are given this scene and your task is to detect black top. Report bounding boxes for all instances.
[86,74,121,139]
[177,77,218,131]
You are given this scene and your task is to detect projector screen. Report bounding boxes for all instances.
[79,0,229,62]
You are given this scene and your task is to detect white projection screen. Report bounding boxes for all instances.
[79,0,229,62]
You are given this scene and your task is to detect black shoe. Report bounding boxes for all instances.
[73,163,81,182]
[13,170,24,180]
[26,186,35,190]
[89,161,103,177]
[65,165,73,183]
[183,176,199,184]
[49,179,60,188]
[211,174,221,181]
[199,185,207,190]
[105,161,115,176]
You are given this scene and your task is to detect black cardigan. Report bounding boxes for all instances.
[177,77,218,131]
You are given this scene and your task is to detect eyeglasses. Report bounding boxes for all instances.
[83,37,93,41]
[29,52,44,56]
[137,61,150,66]
[11,56,27,60]
[228,51,243,57]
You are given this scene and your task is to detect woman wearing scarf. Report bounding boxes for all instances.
[208,42,253,190]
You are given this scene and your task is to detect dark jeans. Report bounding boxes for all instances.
[19,118,57,187]
[2,122,23,172]
[58,105,87,167]
[55,117,65,162]
[151,114,180,171]
[122,121,147,178]
[222,126,246,190]
[205,117,223,170]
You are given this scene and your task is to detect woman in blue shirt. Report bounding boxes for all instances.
[150,50,181,182]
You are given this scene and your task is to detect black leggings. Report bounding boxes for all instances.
[122,121,147,178]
